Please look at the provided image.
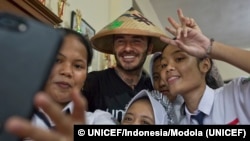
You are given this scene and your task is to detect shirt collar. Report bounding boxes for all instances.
[184,85,215,122]
[62,101,73,114]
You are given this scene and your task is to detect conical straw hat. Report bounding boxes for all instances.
[91,7,169,54]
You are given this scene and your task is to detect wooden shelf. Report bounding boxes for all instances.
[0,0,62,26]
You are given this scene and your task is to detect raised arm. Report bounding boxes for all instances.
[211,41,250,73]
[5,90,86,141]
[160,8,250,73]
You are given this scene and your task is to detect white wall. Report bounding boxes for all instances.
[214,48,249,81]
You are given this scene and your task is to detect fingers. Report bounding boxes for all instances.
[190,18,201,32]
[174,40,187,51]
[168,17,180,29]
[5,117,64,141]
[177,8,203,37]
[178,9,192,38]
[177,8,185,27]
[5,90,83,141]
[166,24,188,39]
[180,10,201,33]
[167,17,182,38]
[71,89,87,124]
[160,36,178,47]
[165,26,176,36]
[176,27,183,39]
[34,93,72,135]
[189,18,195,27]
[5,116,36,139]
[167,8,188,38]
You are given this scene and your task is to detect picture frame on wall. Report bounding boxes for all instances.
[70,11,95,40]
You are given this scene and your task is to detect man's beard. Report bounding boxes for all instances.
[114,52,147,72]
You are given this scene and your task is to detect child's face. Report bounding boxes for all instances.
[160,44,208,96]
[121,98,155,125]
[44,35,88,106]
[153,58,176,102]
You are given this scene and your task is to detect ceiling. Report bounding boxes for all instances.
[148,0,250,49]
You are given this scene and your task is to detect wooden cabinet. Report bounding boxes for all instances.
[0,0,62,26]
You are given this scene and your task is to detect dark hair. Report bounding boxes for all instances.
[58,28,93,67]
[200,58,222,89]
[203,58,224,89]
[153,53,162,63]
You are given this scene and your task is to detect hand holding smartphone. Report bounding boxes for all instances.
[0,12,64,141]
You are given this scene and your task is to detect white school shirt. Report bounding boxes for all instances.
[22,102,116,141]
[31,101,117,130]
[180,76,250,125]
[172,95,185,123]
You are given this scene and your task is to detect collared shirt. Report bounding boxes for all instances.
[31,101,117,130]
[180,76,250,124]
[172,95,185,123]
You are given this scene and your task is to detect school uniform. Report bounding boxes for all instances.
[180,76,250,124]
[172,95,185,123]
[149,52,185,124]
[31,101,117,130]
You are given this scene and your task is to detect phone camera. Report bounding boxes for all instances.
[18,23,27,32]
[0,15,27,32]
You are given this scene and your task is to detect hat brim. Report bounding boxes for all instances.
[90,8,169,54]
[91,29,168,54]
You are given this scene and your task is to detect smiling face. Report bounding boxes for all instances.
[43,34,88,106]
[152,57,177,101]
[160,45,209,96]
[113,34,152,71]
[121,97,155,125]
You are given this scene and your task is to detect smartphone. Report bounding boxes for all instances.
[0,12,64,141]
